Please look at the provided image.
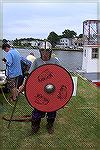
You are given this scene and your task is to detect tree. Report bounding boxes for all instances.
[13,38,19,46]
[62,29,77,38]
[78,34,83,38]
[47,31,59,47]
[3,39,8,43]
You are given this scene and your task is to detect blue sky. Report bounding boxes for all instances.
[3,3,97,40]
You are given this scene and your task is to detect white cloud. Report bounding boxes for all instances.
[3,3,97,40]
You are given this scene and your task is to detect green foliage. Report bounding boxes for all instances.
[47,31,59,48]
[78,34,83,38]
[2,39,8,44]
[2,28,81,49]
[13,38,19,46]
[62,29,77,38]
[0,76,100,150]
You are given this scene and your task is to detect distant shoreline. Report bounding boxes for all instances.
[14,46,83,52]
[52,48,83,52]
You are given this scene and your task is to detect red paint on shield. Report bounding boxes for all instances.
[25,64,74,112]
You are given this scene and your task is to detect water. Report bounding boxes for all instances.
[54,50,83,71]
[0,48,83,72]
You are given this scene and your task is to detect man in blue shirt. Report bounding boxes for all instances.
[2,43,22,101]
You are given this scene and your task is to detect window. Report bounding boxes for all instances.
[80,43,82,46]
[84,49,86,57]
[92,48,99,59]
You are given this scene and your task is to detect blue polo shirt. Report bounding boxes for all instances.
[5,48,22,78]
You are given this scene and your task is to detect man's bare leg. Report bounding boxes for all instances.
[10,87,18,101]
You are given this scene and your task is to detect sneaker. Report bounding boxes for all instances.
[9,96,17,102]
[46,124,54,134]
[31,119,41,134]
[32,126,40,134]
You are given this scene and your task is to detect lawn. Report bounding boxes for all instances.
[0,75,100,150]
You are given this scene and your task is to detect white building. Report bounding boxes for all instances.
[21,39,39,47]
[55,38,73,49]
[82,20,100,86]
[21,40,28,45]
[72,38,83,48]
[82,45,100,73]
[30,40,38,47]
[59,38,70,48]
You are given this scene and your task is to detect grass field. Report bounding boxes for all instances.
[0,75,100,150]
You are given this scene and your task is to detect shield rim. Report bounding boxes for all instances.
[25,64,74,112]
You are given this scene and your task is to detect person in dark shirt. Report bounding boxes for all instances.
[18,42,60,134]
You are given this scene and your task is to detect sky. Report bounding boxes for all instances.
[2,2,97,40]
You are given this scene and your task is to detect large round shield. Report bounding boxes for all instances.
[25,64,74,112]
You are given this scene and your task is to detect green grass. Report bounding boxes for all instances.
[0,76,100,150]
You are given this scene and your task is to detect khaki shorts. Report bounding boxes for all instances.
[7,77,19,90]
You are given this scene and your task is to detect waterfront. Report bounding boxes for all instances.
[0,48,83,72]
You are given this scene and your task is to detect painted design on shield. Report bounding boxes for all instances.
[57,85,67,100]
[35,93,50,105]
[38,69,53,82]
